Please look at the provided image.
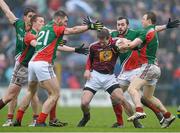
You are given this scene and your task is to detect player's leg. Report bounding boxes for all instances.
[177,105,180,118]
[143,85,175,128]
[28,93,39,126]
[36,77,60,126]
[141,96,164,124]
[14,81,38,126]
[77,88,95,127]
[2,96,18,127]
[127,77,147,121]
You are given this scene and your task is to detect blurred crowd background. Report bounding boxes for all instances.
[0,0,179,105]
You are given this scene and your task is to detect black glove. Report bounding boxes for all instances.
[59,40,67,46]
[75,44,89,55]
[83,16,103,31]
[166,18,180,29]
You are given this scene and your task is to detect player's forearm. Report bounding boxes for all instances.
[30,40,37,47]
[85,56,92,70]
[155,25,166,32]
[0,0,17,24]
[64,25,88,35]
[57,45,75,52]
[123,38,142,50]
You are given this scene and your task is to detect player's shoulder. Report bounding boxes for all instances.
[89,41,99,48]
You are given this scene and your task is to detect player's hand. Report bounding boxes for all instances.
[83,16,103,31]
[84,70,91,80]
[75,44,89,55]
[59,39,67,46]
[166,18,180,29]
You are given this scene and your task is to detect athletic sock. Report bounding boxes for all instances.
[113,103,123,125]
[0,99,6,110]
[7,114,14,120]
[37,112,48,124]
[136,107,144,113]
[16,109,24,122]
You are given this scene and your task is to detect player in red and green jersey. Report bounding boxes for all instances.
[0,0,40,127]
[120,11,179,128]
[26,10,103,126]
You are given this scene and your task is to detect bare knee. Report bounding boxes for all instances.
[81,99,90,108]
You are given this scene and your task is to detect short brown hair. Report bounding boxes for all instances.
[23,8,36,16]
[145,11,156,24]
[97,29,110,39]
[54,10,67,19]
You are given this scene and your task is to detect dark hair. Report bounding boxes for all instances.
[53,10,67,19]
[30,14,42,24]
[23,8,36,16]
[97,29,110,39]
[145,11,156,24]
[117,16,129,25]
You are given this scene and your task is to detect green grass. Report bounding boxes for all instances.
[0,106,179,132]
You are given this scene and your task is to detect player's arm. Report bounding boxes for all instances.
[121,38,142,50]
[24,33,37,47]
[84,45,93,80]
[64,16,103,35]
[0,0,17,24]
[155,18,180,32]
[57,40,88,55]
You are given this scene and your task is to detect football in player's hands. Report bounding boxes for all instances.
[115,38,130,53]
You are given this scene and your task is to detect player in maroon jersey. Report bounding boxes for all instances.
[77,28,133,127]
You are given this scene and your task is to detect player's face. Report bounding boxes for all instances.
[99,37,110,45]
[117,19,128,35]
[35,17,45,31]
[57,16,68,27]
[23,12,36,24]
[141,14,150,28]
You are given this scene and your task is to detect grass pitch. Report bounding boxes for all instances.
[0,106,179,132]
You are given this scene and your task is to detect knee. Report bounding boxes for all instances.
[81,99,90,108]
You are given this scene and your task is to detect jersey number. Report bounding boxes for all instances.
[37,30,50,46]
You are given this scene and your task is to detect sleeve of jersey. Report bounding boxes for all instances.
[54,25,66,37]
[24,33,36,46]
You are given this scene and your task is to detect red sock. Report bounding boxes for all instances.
[37,112,48,124]
[7,114,14,120]
[16,109,24,122]
[163,112,171,118]
[113,103,123,125]
[136,107,144,113]
[50,102,57,121]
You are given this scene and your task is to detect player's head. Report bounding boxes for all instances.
[30,15,45,31]
[53,10,68,27]
[141,11,156,27]
[97,28,110,44]
[117,16,129,35]
[23,8,36,24]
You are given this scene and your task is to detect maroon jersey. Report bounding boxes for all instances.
[86,39,118,74]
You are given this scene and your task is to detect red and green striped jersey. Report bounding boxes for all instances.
[14,19,26,60]
[137,25,159,65]
[111,29,142,70]
[33,21,65,64]
[19,29,37,67]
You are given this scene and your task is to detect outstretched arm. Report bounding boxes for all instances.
[155,18,180,32]
[0,0,17,24]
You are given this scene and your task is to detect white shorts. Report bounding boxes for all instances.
[28,61,56,82]
[118,64,161,88]
[85,70,119,92]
